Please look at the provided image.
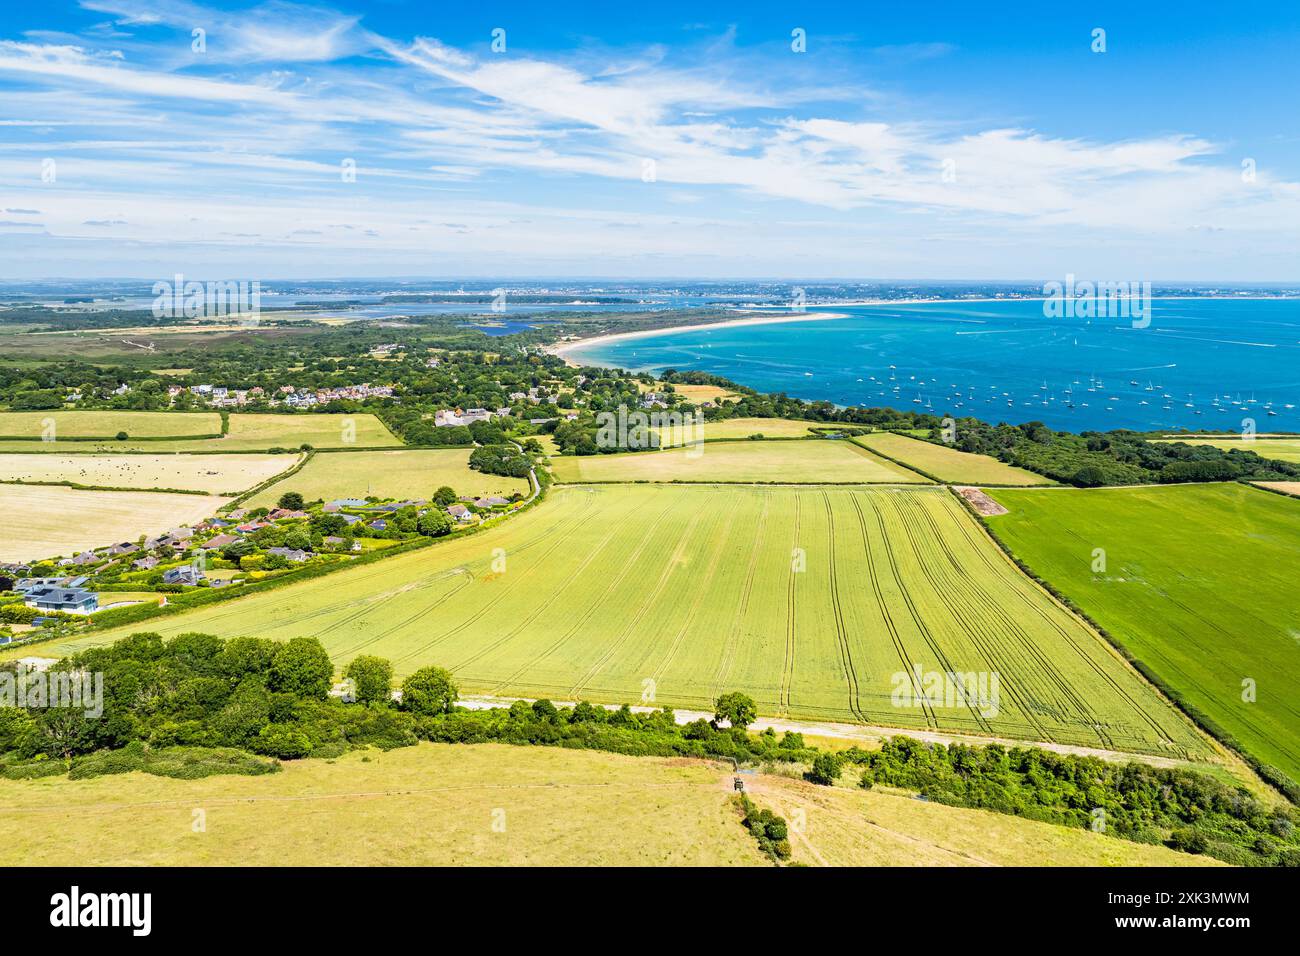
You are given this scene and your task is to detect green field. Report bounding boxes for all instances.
[986,483,1300,785]
[46,484,1207,758]
[551,439,926,484]
[0,413,401,453]
[852,432,1048,485]
[656,416,818,445]
[1155,436,1300,464]
[0,742,1209,867]
[0,410,220,439]
[245,449,528,507]
[0,452,296,494]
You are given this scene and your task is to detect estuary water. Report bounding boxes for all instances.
[566,298,1300,433]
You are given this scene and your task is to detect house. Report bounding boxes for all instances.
[24,586,98,614]
[325,499,368,510]
[200,534,239,550]
[337,513,363,526]
[15,577,70,594]
[108,542,139,556]
[132,555,160,571]
[204,518,232,529]
[474,496,511,508]
[324,536,362,552]
[266,547,310,563]
[367,519,388,531]
[163,565,204,586]
[447,504,472,522]
[235,521,268,533]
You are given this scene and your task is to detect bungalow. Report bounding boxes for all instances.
[200,534,239,550]
[337,513,363,526]
[323,536,362,552]
[235,521,268,533]
[446,504,472,522]
[24,586,98,614]
[266,547,310,563]
[474,496,511,508]
[108,542,139,556]
[163,565,203,586]
[325,499,368,510]
[267,508,308,521]
[132,555,160,571]
[367,519,388,531]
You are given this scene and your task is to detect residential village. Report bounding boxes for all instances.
[0,486,526,642]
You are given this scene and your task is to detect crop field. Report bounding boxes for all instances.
[0,484,228,562]
[1256,482,1300,497]
[656,416,817,446]
[61,485,1207,758]
[0,452,296,494]
[0,413,401,453]
[0,410,220,439]
[550,439,926,484]
[852,432,1048,485]
[245,449,528,507]
[1154,436,1300,463]
[986,483,1300,785]
[0,742,1210,867]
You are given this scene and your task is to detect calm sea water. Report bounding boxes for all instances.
[568,299,1300,433]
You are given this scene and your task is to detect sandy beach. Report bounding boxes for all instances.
[547,309,850,367]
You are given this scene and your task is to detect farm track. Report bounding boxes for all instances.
[821,492,866,723]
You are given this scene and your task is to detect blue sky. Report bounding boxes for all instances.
[1,0,1297,280]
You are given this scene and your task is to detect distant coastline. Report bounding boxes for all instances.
[547,310,850,367]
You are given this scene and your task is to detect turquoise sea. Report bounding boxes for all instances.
[567,298,1300,433]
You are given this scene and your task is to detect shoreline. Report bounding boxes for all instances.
[547,309,850,367]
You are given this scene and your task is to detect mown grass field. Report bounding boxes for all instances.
[550,439,925,484]
[0,452,296,494]
[655,416,816,446]
[0,742,1211,867]
[58,485,1207,758]
[0,745,764,867]
[852,432,1048,485]
[749,774,1218,867]
[0,410,220,439]
[0,484,227,562]
[1154,436,1300,463]
[0,413,401,453]
[986,483,1300,785]
[245,449,528,507]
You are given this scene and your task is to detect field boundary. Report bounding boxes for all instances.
[954,484,1298,803]
[0,477,212,496]
[850,434,1055,488]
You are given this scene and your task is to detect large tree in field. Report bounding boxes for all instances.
[401,666,458,715]
[714,691,757,730]
[269,637,334,700]
[277,491,305,510]
[343,655,393,705]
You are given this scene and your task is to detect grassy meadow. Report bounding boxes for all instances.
[852,432,1048,485]
[655,416,817,445]
[986,483,1300,785]
[0,412,401,453]
[0,484,227,562]
[0,742,1214,867]
[750,774,1219,867]
[1155,436,1300,463]
[550,439,925,484]
[0,410,220,439]
[245,449,528,507]
[51,484,1208,759]
[0,452,296,494]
